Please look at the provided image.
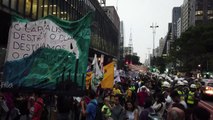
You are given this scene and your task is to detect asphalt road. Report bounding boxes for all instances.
[199,97,213,120]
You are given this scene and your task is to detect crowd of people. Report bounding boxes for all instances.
[0,72,211,120]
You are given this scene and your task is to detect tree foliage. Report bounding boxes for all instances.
[151,56,166,73]
[125,55,142,65]
[170,24,213,72]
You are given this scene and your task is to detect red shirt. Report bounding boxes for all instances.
[32,98,43,120]
[137,91,149,106]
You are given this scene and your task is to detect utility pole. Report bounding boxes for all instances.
[150,23,159,67]
[147,48,151,66]
[128,29,133,64]
[150,23,159,57]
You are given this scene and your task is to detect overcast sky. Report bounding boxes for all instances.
[106,0,183,63]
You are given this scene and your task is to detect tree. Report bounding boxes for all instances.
[151,56,166,73]
[169,24,213,72]
[125,55,142,65]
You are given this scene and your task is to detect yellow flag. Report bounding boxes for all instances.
[86,72,93,89]
[101,62,114,88]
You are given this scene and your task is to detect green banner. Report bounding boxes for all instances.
[4,12,93,90]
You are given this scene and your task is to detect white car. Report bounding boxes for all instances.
[201,79,213,96]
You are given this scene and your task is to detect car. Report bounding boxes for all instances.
[201,79,213,97]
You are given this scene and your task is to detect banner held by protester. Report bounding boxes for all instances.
[4,12,93,90]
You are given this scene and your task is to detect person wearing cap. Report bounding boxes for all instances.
[182,80,189,94]
[175,81,187,109]
[186,84,200,108]
[161,81,172,105]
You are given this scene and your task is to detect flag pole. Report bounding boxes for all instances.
[74,59,79,84]
[81,73,85,90]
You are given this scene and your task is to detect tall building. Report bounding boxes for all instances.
[165,23,173,55]
[190,0,213,26]
[172,7,181,40]
[102,6,120,30]
[158,37,166,56]
[177,18,182,38]
[181,0,191,33]
[119,21,124,60]
[155,47,160,57]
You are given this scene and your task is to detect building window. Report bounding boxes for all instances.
[18,0,25,14]
[208,16,213,20]
[195,15,203,20]
[38,0,44,18]
[208,10,213,15]
[42,0,49,17]
[32,0,38,19]
[11,0,18,10]
[195,10,203,15]
[2,0,9,6]
[25,0,32,17]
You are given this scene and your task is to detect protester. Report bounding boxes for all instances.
[186,84,200,108]
[152,93,166,118]
[101,96,113,120]
[82,90,97,120]
[0,91,9,119]
[139,97,154,120]
[28,94,35,120]
[167,90,185,120]
[137,85,149,113]
[111,94,126,120]
[125,100,139,120]
[32,92,44,120]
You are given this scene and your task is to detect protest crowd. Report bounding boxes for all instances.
[0,71,211,120]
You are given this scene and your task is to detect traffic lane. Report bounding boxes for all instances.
[204,100,213,106]
[198,100,213,120]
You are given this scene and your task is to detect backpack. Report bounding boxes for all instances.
[91,102,103,120]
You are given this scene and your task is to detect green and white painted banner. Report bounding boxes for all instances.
[4,12,92,90]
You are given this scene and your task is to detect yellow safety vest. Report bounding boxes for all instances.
[187,91,195,104]
[178,91,185,101]
[130,86,135,91]
[101,105,111,117]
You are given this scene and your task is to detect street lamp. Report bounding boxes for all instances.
[150,23,159,57]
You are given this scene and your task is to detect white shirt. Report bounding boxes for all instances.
[152,102,166,117]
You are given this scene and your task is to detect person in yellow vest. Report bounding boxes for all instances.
[186,84,200,108]
[175,81,187,109]
[101,96,113,120]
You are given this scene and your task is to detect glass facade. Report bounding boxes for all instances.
[0,0,119,58]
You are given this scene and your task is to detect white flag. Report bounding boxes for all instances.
[91,54,103,91]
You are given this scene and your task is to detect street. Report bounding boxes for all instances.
[199,97,213,119]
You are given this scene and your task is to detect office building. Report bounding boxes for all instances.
[190,0,213,26]
[172,7,181,40]
[177,18,182,38]
[181,0,191,33]
[102,6,120,30]
[119,21,124,60]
